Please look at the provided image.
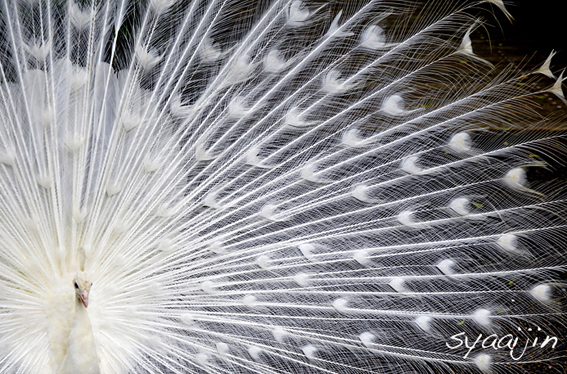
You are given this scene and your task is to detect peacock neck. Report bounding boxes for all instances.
[58,297,100,374]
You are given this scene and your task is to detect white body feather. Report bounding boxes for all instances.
[60,297,100,374]
[45,277,76,373]
[0,0,565,373]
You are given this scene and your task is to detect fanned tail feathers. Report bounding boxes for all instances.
[0,0,566,373]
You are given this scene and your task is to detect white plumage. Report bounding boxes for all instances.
[0,0,565,373]
[57,271,99,374]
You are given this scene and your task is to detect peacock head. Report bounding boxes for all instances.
[73,271,93,308]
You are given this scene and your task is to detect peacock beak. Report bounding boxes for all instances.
[80,290,89,308]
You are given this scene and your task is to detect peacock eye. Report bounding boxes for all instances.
[91,282,93,286]
[74,282,79,289]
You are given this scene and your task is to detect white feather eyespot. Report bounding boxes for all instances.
[504,167,527,188]
[530,284,551,303]
[360,25,386,49]
[448,132,472,153]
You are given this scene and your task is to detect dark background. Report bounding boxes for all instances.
[483,0,567,69]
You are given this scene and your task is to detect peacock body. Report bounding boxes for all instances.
[0,0,565,373]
